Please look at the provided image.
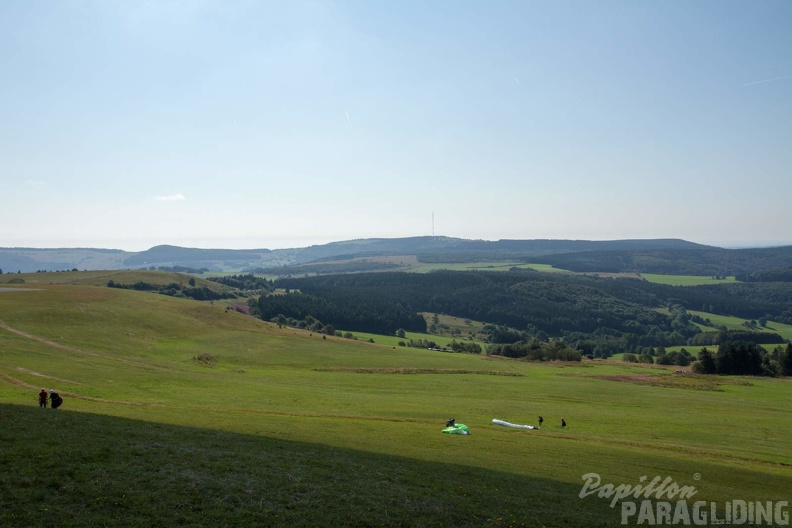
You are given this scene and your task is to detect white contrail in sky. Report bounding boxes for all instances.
[743,74,792,86]
[345,111,351,125]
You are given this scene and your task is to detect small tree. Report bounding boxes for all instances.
[655,353,673,365]
[782,343,792,376]
[697,348,717,374]
[396,328,406,339]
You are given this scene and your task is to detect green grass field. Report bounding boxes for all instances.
[639,274,736,286]
[338,330,481,350]
[407,263,736,287]
[1,280,791,527]
[409,262,570,274]
[688,310,792,342]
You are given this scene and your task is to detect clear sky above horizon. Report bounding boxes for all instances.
[2,1,791,251]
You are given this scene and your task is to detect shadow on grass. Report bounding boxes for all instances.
[1,404,618,527]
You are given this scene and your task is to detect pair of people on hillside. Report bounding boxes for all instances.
[38,389,63,409]
[538,416,566,428]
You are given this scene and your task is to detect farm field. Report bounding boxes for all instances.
[410,262,571,274]
[688,310,792,342]
[345,312,488,348]
[337,330,483,350]
[407,263,739,288]
[409,261,525,273]
[638,274,736,286]
[1,280,791,527]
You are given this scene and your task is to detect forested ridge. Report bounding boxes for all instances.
[533,246,792,275]
[257,271,792,354]
[272,270,792,325]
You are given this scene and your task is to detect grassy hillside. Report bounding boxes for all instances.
[688,310,792,344]
[1,269,229,291]
[1,278,791,526]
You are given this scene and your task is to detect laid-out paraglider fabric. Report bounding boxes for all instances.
[492,418,538,430]
[442,423,471,435]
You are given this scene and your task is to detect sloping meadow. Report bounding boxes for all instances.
[1,281,790,526]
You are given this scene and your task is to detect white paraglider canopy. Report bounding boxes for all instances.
[492,418,538,430]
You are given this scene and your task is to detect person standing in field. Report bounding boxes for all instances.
[39,389,48,408]
[561,417,566,428]
[538,416,543,428]
[49,389,63,409]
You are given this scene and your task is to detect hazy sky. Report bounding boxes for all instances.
[2,1,791,250]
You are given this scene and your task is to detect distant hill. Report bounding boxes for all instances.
[0,247,128,273]
[290,236,711,263]
[123,245,275,268]
[3,237,786,276]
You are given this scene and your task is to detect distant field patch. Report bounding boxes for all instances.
[640,274,736,286]
[515,263,568,273]
[688,311,792,342]
[410,262,569,274]
[342,329,485,349]
[409,261,521,273]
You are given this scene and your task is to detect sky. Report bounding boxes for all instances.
[1,1,791,251]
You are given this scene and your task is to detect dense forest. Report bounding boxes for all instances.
[258,270,792,357]
[254,288,426,335]
[694,343,792,376]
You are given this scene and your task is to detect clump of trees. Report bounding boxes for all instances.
[107,280,236,301]
[622,348,694,366]
[269,313,336,336]
[689,330,784,346]
[207,274,272,291]
[398,338,439,349]
[448,341,482,354]
[691,342,792,377]
[487,339,581,362]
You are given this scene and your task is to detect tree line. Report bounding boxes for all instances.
[207,274,273,291]
[107,280,237,301]
[693,342,792,377]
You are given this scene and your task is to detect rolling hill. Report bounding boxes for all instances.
[1,237,716,274]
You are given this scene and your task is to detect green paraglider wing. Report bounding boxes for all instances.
[442,423,470,435]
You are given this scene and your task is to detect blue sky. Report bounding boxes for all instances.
[2,1,790,250]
